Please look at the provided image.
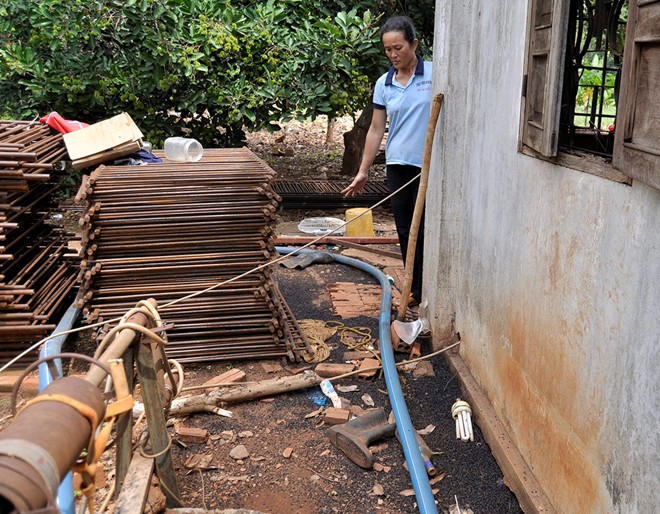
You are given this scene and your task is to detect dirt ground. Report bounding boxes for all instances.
[0,117,522,513]
[246,115,387,184]
[163,262,522,514]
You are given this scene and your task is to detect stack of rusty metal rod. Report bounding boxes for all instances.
[76,148,310,363]
[0,120,77,366]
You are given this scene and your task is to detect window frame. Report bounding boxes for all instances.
[520,0,660,191]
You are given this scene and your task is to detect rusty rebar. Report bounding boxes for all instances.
[77,148,308,363]
[0,120,75,367]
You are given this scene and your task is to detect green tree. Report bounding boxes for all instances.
[0,0,383,146]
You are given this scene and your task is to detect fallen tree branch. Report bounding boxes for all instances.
[169,372,322,417]
[167,342,461,418]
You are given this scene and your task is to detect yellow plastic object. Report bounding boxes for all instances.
[345,208,374,237]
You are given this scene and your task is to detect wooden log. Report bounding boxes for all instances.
[169,372,322,417]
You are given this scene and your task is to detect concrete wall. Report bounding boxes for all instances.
[426,2,660,513]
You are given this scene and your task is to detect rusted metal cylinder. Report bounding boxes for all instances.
[0,377,105,511]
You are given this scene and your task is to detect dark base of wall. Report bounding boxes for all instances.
[444,349,556,514]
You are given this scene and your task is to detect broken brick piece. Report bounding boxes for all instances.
[324,407,350,425]
[177,427,209,444]
[357,358,381,379]
[343,350,380,361]
[413,361,436,378]
[262,362,283,374]
[349,405,367,417]
[315,363,355,378]
[202,368,246,393]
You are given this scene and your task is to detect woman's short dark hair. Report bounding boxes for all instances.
[380,16,417,44]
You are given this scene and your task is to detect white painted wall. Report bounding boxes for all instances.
[426,2,660,513]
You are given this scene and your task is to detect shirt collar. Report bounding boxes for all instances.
[385,55,425,86]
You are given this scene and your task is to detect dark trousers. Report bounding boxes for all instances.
[387,164,425,301]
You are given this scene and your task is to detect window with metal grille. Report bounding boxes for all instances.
[521,0,660,190]
[558,0,628,157]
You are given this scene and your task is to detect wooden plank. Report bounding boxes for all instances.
[325,237,402,259]
[136,343,182,507]
[63,112,143,161]
[115,348,135,497]
[202,367,246,393]
[114,453,154,514]
[444,350,556,514]
[0,371,39,394]
[72,141,140,170]
[275,235,399,245]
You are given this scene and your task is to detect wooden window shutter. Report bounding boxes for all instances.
[613,0,660,191]
[521,0,570,156]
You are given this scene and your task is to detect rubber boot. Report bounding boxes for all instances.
[327,409,396,468]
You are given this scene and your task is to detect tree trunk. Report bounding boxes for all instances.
[167,372,323,417]
[325,116,335,148]
[341,105,373,176]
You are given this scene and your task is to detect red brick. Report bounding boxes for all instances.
[202,368,246,393]
[315,363,355,378]
[177,426,209,444]
[324,407,350,425]
[357,358,381,379]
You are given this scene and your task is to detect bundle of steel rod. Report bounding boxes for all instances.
[77,148,310,363]
[275,179,390,209]
[0,120,77,366]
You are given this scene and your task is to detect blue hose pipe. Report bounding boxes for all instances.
[39,303,82,514]
[276,247,437,513]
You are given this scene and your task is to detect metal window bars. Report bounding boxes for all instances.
[559,0,628,157]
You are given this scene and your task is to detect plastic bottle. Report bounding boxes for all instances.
[163,137,204,162]
[320,379,342,408]
[395,427,438,476]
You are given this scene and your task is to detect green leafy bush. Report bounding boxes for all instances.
[0,0,382,146]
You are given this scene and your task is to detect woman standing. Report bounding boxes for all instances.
[342,16,432,305]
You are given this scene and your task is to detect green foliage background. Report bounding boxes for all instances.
[0,0,434,146]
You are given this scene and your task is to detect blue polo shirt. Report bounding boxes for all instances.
[373,57,432,168]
